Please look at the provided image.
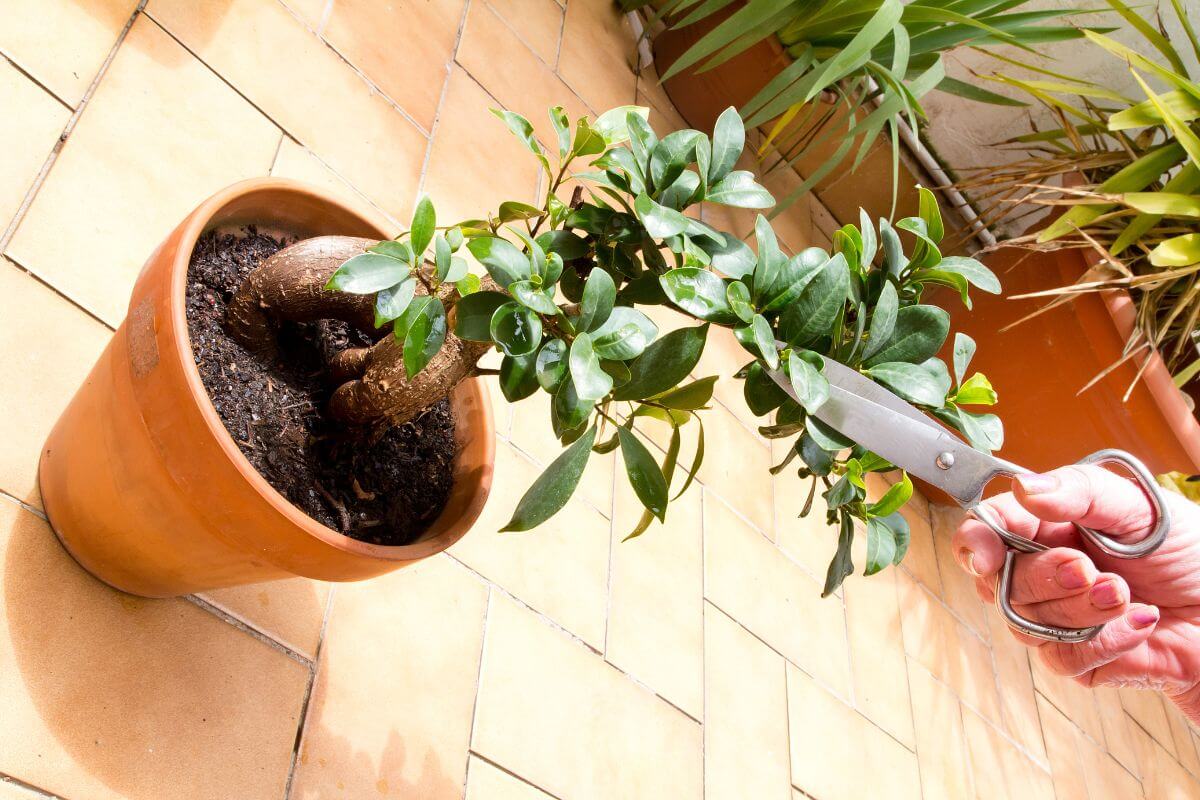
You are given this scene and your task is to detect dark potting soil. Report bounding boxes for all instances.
[185,228,457,546]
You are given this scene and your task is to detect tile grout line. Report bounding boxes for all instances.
[0,489,48,521]
[479,0,560,74]
[2,253,116,332]
[416,0,472,197]
[461,587,492,797]
[0,51,74,112]
[0,0,147,255]
[282,586,337,798]
[0,774,63,800]
[553,0,568,70]
[185,594,312,667]
[467,749,566,800]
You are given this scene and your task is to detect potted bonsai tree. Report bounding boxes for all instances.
[40,103,1000,598]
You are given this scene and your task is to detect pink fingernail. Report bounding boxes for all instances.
[957,548,979,577]
[1129,607,1159,629]
[1089,579,1122,609]
[1016,473,1059,495]
[1055,559,1092,590]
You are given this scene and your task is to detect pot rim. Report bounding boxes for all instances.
[163,177,495,562]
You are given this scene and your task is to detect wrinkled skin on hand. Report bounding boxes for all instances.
[952,465,1200,721]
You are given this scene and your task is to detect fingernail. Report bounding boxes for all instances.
[1129,606,1160,629]
[1016,472,1059,495]
[957,548,979,577]
[1089,579,1123,609]
[1055,559,1092,590]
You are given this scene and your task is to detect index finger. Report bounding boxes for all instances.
[952,492,1080,578]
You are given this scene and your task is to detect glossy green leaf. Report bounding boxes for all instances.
[660,267,737,323]
[917,186,944,243]
[510,280,559,315]
[879,218,908,276]
[865,517,896,576]
[650,129,702,192]
[867,359,952,407]
[593,105,651,145]
[953,332,976,386]
[369,240,414,264]
[653,375,718,410]
[500,425,596,532]
[497,201,543,223]
[549,105,571,157]
[748,313,778,368]
[492,108,548,169]
[760,247,828,313]
[536,230,590,261]
[806,417,852,451]
[578,268,616,332]
[499,352,539,402]
[591,307,658,360]
[937,256,1000,294]
[1150,233,1200,267]
[709,106,744,184]
[467,236,530,288]
[778,253,850,346]
[397,296,446,379]
[726,280,754,322]
[326,253,410,294]
[859,209,878,268]
[535,338,569,392]
[455,272,481,297]
[615,324,709,401]
[799,430,833,476]
[823,513,855,596]
[618,427,669,521]
[409,195,436,258]
[868,472,913,517]
[954,372,998,405]
[570,332,614,401]
[936,405,1004,452]
[787,349,829,414]
[453,290,509,341]
[707,233,757,279]
[744,361,788,416]
[863,305,949,366]
[863,281,899,361]
[706,170,775,208]
[373,276,416,327]
[553,375,595,434]
[635,192,691,238]
[490,301,543,357]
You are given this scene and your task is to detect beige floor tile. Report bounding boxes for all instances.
[448,443,609,648]
[423,66,542,226]
[270,136,402,237]
[606,469,702,718]
[843,565,915,748]
[0,62,68,233]
[930,504,988,637]
[291,554,487,800]
[1094,687,1140,778]
[899,494,943,595]
[961,706,1055,800]
[507,391,614,517]
[896,571,1003,725]
[321,0,465,132]
[200,577,331,660]
[487,0,564,67]
[787,663,921,799]
[466,756,553,800]
[6,17,280,326]
[0,262,111,507]
[1030,658,1105,745]
[985,606,1046,761]
[0,499,308,800]
[150,0,426,222]
[773,466,840,586]
[472,594,702,800]
[282,0,329,30]
[1077,724,1145,800]
[696,404,774,534]
[908,662,973,800]
[1167,704,1200,776]
[693,323,758,429]
[1036,693,1088,800]
[0,0,137,107]
[705,492,850,699]
[1121,687,1176,757]
[1128,720,1200,800]
[457,1,588,149]
[556,0,637,113]
[0,778,51,799]
[704,604,790,800]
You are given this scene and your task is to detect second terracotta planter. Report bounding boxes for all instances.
[39,179,495,597]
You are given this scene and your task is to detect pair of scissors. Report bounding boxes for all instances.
[767,356,1172,643]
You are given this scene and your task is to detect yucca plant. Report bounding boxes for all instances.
[957,0,1200,390]
[622,0,1101,214]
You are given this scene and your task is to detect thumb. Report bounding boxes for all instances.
[1013,465,1158,542]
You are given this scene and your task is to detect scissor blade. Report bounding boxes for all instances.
[766,360,1015,505]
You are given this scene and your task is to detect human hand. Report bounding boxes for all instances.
[952,465,1200,721]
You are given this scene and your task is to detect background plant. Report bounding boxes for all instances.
[321,104,1002,593]
[622,0,1100,215]
[957,0,1200,391]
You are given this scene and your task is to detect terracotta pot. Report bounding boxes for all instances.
[930,246,1200,497]
[38,179,496,597]
[651,5,791,133]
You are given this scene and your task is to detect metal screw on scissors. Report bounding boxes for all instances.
[766,357,1172,644]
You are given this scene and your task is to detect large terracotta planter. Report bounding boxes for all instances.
[940,246,1200,479]
[38,179,495,598]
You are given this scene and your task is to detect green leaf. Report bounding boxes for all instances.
[799,430,833,476]
[326,253,410,294]
[615,325,709,401]
[591,307,659,360]
[863,305,949,366]
[823,513,855,596]
[1150,233,1200,267]
[660,267,737,323]
[497,201,543,223]
[807,417,852,451]
[937,256,1000,294]
[863,281,898,361]
[881,511,910,566]
[409,195,436,258]
[593,105,651,145]
[578,268,616,332]
[500,352,539,402]
[453,290,509,341]
[744,362,788,416]
[866,359,952,407]
[726,280,754,322]
[707,233,756,279]
[778,253,850,346]
[1120,192,1200,217]
[868,472,912,517]
[549,106,571,158]
[509,280,558,315]
[491,108,548,169]
[397,296,447,379]
[916,186,944,243]
[912,268,972,309]
[709,106,745,185]
[500,425,597,532]
[653,375,718,410]
[746,313,778,369]
[624,421,681,542]
[490,301,543,357]
[467,236,530,288]
[433,235,452,282]
[787,349,830,414]
[536,230,590,261]
[635,192,691,238]
[953,372,998,405]
[760,247,828,313]
[535,338,569,392]
[373,276,416,327]
[445,256,469,284]
[936,405,1004,452]
[618,427,669,522]
[952,332,976,386]
[706,170,775,208]
[865,517,896,576]
[879,218,908,276]
[572,117,607,157]
[650,129,702,192]
[859,209,877,268]
[553,375,595,434]
[456,272,481,296]
[369,240,414,264]
[570,332,614,401]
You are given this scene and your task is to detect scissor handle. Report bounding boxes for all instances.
[969,449,1172,644]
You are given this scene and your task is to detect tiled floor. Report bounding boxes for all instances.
[0,1,1196,798]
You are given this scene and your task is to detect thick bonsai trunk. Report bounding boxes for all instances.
[226,235,493,428]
